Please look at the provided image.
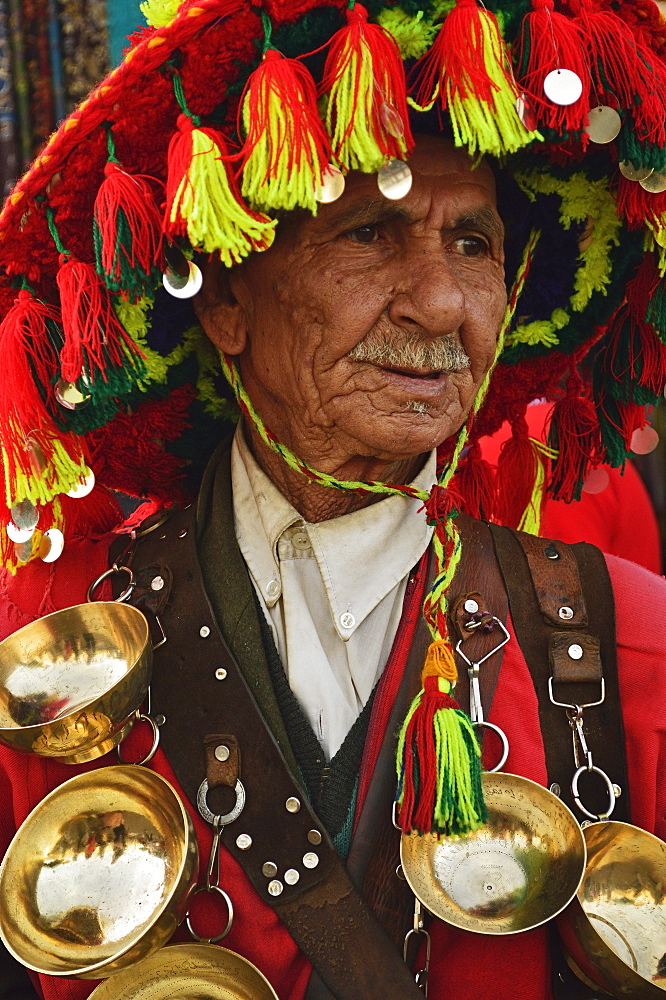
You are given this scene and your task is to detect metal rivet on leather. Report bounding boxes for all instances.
[286,797,301,813]
[303,852,319,869]
[178,529,188,539]
[613,784,622,798]
[215,668,227,681]
[268,880,283,896]
[550,783,561,797]
[155,714,166,727]
[307,829,322,845]
[214,744,230,762]
[463,598,479,614]
[544,543,560,560]
[284,869,300,885]
[558,606,574,620]
[151,575,165,591]
[236,834,252,850]
[567,644,584,660]
[262,862,278,878]
[200,626,210,638]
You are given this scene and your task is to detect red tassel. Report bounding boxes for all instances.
[320,2,414,171]
[0,290,84,502]
[547,374,602,501]
[451,442,496,520]
[495,414,539,528]
[93,161,163,301]
[515,0,590,135]
[56,256,144,384]
[572,0,666,145]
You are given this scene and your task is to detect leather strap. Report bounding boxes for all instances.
[122,506,424,1000]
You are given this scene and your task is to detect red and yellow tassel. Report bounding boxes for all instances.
[320,2,414,173]
[240,47,332,214]
[412,0,539,156]
[165,114,276,263]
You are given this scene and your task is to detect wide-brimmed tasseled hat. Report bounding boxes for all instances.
[0,0,665,573]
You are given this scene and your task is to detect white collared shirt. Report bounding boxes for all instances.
[231,426,436,759]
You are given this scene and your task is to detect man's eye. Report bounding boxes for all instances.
[346,224,379,244]
[452,236,490,257]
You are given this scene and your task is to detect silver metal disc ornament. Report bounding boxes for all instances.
[13,539,33,563]
[585,106,621,144]
[10,499,38,533]
[377,159,413,201]
[630,425,659,454]
[516,93,538,132]
[66,468,95,499]
[543,68,583,107]
[162,260,203,299]
[315,165,346,204]
[27,441,47,478]
[619,161,653,182]
[39,528,65,564]
[639,170,666,194]
[380,103,405,138]
[54,379,91,411]
[6,521,34,544]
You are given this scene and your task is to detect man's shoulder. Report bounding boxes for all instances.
[0,532,117,641]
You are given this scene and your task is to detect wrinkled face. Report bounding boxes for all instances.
[201,135,507,470]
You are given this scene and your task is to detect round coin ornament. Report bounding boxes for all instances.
[6,521,34,544]
[66,468,96,499]
[54,379,91,411]
[39,528,65,563]
[379,103,405,138]
[630,425,659,454]
[516,93,538,131]
[377,160,413,200]
[10,499,38,532]
[619,161,653,182]
[315,165,345,204]
[162,260,203,299]
[639,171,666,194]
[585,106,622,144]
[543,68,583,106]
[582,468,610,494]
[26,441,47,478]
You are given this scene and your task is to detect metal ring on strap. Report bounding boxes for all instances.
[474,721,510,774]
[197,778,246,827]
[571,764,616,821]
[185,884,234,944]
[87,564,136,603]
[116,713,160,766]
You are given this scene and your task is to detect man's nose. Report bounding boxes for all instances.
[386,251,465,336]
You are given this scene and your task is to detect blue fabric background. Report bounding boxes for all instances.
[108,0,141,66]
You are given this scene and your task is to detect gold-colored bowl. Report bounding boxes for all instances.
[87,943,279,1000]
[558,821,666,997]
[400,772,586,935]
[0,766,198,978]
[0,602,151,763]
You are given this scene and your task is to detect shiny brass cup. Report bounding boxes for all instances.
[87,943,279,1000]
[0,766,198,978]
[0,602,151,763]
[401,772,586,934]
[558,821,666,997]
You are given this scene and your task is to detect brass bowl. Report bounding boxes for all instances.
[0,766,198,978]
[87,943,279,999]
[401,772,586,934]
[0,602,151,763]
[558,821,666,997]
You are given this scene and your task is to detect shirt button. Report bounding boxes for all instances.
[340,612,355,629]
[292,530,310,551]
[266,579,281,599]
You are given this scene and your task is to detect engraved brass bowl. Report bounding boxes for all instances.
[0,766,198,978]
[558,821,666,997]
[0,602,151,763]
[87,943,279,1000]
[400,772,586,934]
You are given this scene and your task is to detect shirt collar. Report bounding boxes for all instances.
[231,424,436,635]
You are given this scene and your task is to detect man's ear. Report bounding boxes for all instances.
[194,257,248,355]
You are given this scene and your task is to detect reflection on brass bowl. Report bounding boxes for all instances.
[558,821,666,997]
[0,766,198,978]
[401,772,586,935]
[0,602,151,763]
[88,943,279,1000]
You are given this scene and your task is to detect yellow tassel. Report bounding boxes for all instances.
[140,0,182,29]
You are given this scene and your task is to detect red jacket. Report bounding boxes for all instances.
[1,536,665,1000]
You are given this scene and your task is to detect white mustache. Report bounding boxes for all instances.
[348,332,470,372]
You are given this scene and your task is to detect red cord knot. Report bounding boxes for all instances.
[421,485,459,526]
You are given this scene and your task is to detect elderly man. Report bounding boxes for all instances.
[0,3,666,1000]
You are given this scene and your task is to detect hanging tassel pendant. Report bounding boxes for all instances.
[165,114,276,263]
[515,0,590,136]
[548,373,602,502]
[240,48,333,214]
[93,160,163,302]
[321,2,414,173]
[412,0,539,156]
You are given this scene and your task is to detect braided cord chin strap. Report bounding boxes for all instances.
[220,229,539,836]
